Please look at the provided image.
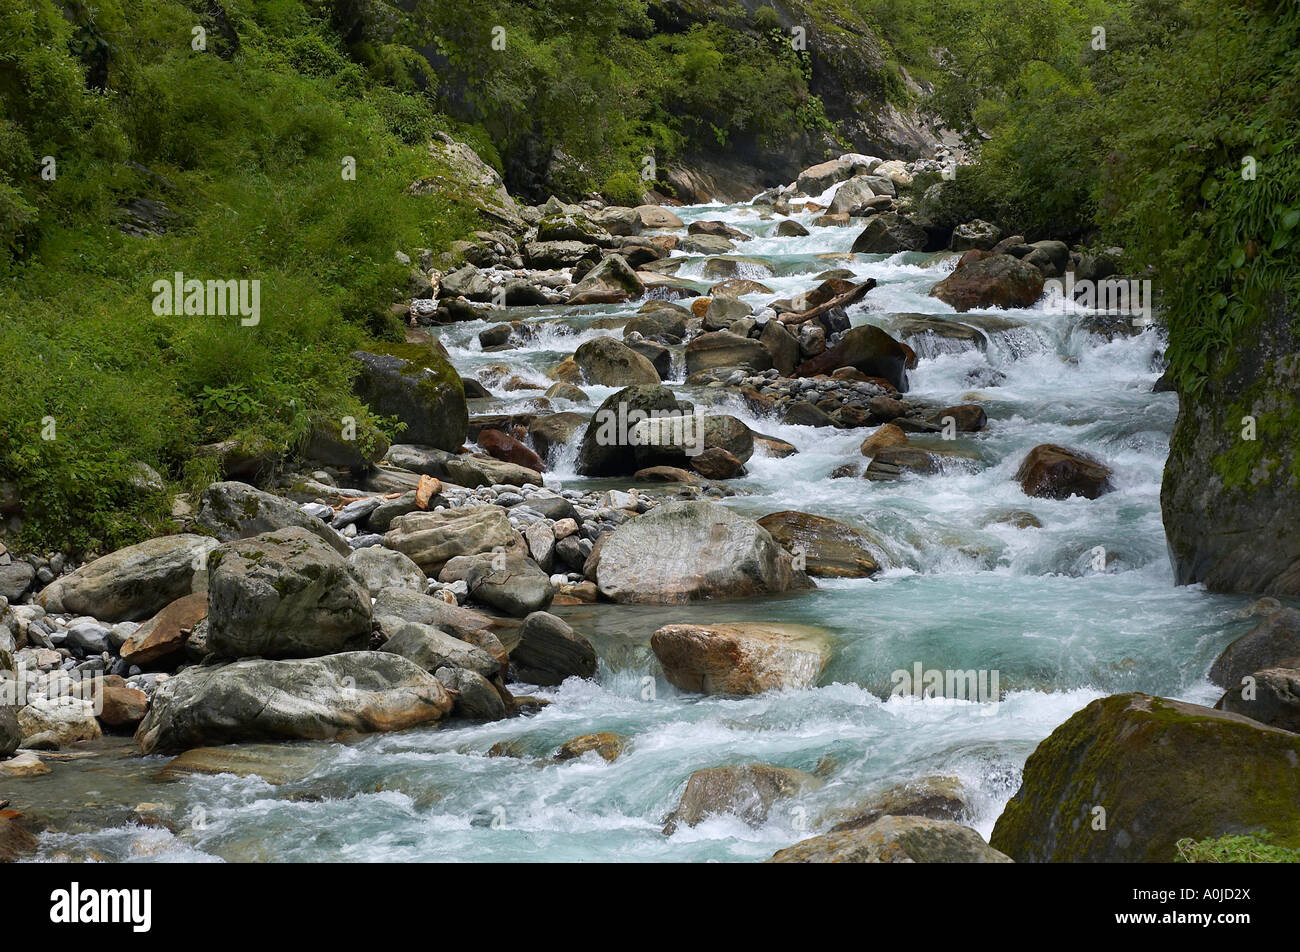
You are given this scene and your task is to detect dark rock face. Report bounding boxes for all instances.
[850,213,927,254]
[1216,665,1300,733]
[990,693,1300,862]
[352,343,468,452]
[575,385,689,477]
[1162,295,1300,595]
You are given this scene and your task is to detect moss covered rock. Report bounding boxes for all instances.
[1162,295,1300,595]
[352,342,468,452]
[990,693,1300,862]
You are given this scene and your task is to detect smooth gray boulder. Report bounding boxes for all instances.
[770,816,1012,863]
[380,621,499,678]
[206,527,371,659]
[588,501,812,603]
[383,505,524,575]
[512,611,597,685]
[36,534,217,622]
[347,546,426,596]
[134,652,453,754]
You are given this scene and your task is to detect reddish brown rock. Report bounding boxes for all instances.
[689,447,746,479]
[121,591,208,667]
[929,253,1044,312]
[98,685,149,728]
[477,428,546,473]
[1016,443,1114,500]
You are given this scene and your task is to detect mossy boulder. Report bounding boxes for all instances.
[770,816,1011,863]
[352,342,468,452]
[990,693,1300,862]
[1162,294,1300,595]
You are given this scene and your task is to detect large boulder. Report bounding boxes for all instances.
[770,816,1012,863]
[567,254,644,305]
[685,330,773,376]
[651,622,830,694]
[351,342,468,452]
[512,611,597,685]
[796,155,880,195]
[929,252,1044,311]
[589,501,812,603]
[439,552,554,617]
[989,693,1300,862]
[575,385,689,477]
[795,324,911,392]
[850,213,927,254]
[346,546,426,597]
[17,696,102,748]
[528,412,588,461]
[379,621,500,678]
[573,336,661,386]
[1015,444,1114,500]
[664,763,822,834]
[629,414,754,469]
[821,777,969,832]
[755,511,881,578]
[195,481,350,556]
[383,505,524,575]
[36,534,217,622]
[634,205,684,229]
[372,587,500,643]
[1208,605,1300,688]
[134,652,454,754]
[206,527,371,659]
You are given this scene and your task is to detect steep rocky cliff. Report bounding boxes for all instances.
[1162,295,1300,595]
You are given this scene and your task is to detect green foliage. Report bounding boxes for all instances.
[0,0,478,552]
[1176,831,1300,863]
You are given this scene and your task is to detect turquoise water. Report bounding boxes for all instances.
[29,195,1261,862]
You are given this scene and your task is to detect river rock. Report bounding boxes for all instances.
[850,213,927,254]
[756,510,880,578]
[568,254,644,305]
[950,220,1002,252]
[206,527,372,659]
[1016,444,1114,500]
[446,455,544,489]
[1216,664,1300,732]
[121,591,208,667]
[512,611,597,685]
[0,817,38,862]
[97,684,149,727]
[685,330,773,376]
[575,385,689,477]
[435,666,508,720]
[929,252,1044,311]
[373,587,500,643]
[135,652,454,754]
[652,622,830,694]
[196,481,350,556]
[478,428,547,472]
[347,546,426,596]
[664,763,822,834]
[822,776,969,832]
[989,693,1300,862]
[352,342,468,451]
[590,501,811,603]
[383,505,524,575]
[771,816,1012,863]
[797,155,879,194]
[528,412,588,462]
[635,205,684,229]
[795,324,910,391]
[554,731,626,762]
[36,534,218,622]
[630,413,754,469]
[1208,605,1300,687]
[439,552,554,617]
[18,696,102,748]
[380,621,500,678]
[574,335,661,386]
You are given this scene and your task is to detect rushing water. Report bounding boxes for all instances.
[23,194,1263,862]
